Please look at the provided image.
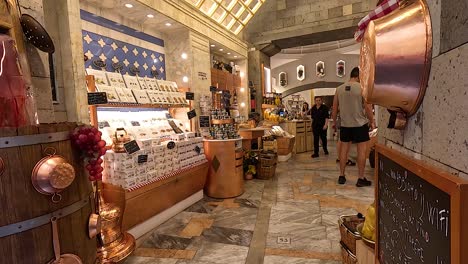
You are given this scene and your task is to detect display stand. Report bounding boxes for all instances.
[102,162,208,231]
[203,138,244,198]
[86,75,207,234]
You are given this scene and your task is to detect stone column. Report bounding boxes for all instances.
[248,49,270,115]
[46,0,88,123]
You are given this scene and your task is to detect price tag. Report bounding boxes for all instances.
[194,146,201,154]
[185,92,194,100]
[167,141,176,149]
[88,92,108,105]
[187,109,197,120]
[137,154,148,164]
[124,140,140,154]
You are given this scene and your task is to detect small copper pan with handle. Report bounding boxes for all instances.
[48,217,82,264]
[31,147,75,203]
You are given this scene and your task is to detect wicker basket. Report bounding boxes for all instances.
[259,152,277,167]
[340,241,357,264]
[338,215,364,254]
[257,165,276,180]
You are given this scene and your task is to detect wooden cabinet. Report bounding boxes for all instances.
[211,68,241,94]
[296,133,306,153]
[305,121,313,152]
[281,121,313,154]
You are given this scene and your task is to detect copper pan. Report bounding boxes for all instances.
[31,147,75,203]
[360,0,432,116]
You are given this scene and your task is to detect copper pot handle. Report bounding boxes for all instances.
[0,157,4,176]
[51,193,62,203]
[44,146,57,156]
[51,217,61,263]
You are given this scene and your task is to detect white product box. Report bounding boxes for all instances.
[170,134,185,142]
[114,152,134,162]
[137,139,153,150]
[86,69,109,86]
[136,164,147,175]
[132,90,151,104]
[122,178,137,189]
[185,132,196,139]
[137,77,149,90]
[114,170,136,180]
[137,175,148,185]
[123,75,141,90]
[96,85,120,102]
[113,160,135,172]
[106,72,127,88]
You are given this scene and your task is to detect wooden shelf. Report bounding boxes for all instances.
[92,103,189,109]
[262,104,278,109]
[211,119,234,125]
[102,162,209,230]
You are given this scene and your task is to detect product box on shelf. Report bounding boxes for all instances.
[95,85,120,102]
[86,69,110,86]
[106,72,127,88]
[137,77,149,90]
[123,75,142,90]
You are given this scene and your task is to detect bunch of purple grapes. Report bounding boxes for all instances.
[71,125,107,181]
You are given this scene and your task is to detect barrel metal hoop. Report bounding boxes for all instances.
[0,193,93,238]
[0,131,70,148]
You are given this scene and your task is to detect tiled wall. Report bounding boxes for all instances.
[81,10,166,79]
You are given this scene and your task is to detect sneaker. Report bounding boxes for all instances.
[356,178,372,187]
[338,176,346,184]
[311,153,319,158]
[324,150,329,155]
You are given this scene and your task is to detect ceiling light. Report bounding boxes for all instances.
[124,3,133,8]
[165,22,172,26]
[210,44,215,47]
[182,76,189,83]
[181,53,188,59]
[219,49,223,51]
[227,52,231,55]
[147,14,154,18]
[234,55,238,58]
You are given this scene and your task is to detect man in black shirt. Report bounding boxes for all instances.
[309,96,329,158]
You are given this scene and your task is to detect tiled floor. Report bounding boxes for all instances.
[124,142,375,264]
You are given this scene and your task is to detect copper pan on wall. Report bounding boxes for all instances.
[360,0,432,117]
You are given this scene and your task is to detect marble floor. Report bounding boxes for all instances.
[124,142,375,264]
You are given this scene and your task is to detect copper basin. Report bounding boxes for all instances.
[31,155,75,197]
[360,0,432,116]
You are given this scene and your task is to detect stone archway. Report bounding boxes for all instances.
[280,81,344,98]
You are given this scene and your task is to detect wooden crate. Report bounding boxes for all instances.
[277,136,295,156]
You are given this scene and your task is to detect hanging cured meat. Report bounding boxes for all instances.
[0,34,28,128]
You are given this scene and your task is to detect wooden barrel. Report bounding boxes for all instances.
[0,123,96,263]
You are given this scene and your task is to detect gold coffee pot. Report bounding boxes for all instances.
[111,128,130,153]
[96,184,135,263]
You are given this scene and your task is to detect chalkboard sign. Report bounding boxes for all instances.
[210,86,217,92]
[186,92,194,100]
[376,145,468,264]
[187,109,197,120]
[137,154,148,164]
[124,140,140,154]
[88,92,108,105]
[199,116,210,128]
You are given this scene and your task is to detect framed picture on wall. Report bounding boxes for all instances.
[279,72,287,87]
[297,65,305,81]
[316,61,325,78]
[336,60,345,78]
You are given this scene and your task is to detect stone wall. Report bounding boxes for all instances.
[243,0,378,45]
[378,0,468,179]
[271,50,359,92]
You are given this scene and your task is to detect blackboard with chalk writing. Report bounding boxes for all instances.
[375,145,468,264]
[378,153,450,263]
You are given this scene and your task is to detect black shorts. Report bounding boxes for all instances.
[340,124,370,143]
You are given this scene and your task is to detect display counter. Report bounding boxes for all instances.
[203,138,244,198]
[238,127,267,150]
[280,120,313,153]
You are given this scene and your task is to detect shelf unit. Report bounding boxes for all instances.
[85,75,205,232]
[261,104,278,109]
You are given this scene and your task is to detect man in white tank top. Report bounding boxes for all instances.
[332,67,375,187]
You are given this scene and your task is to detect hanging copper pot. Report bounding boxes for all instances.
[31,147,75,203]
[360,0,432,117]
